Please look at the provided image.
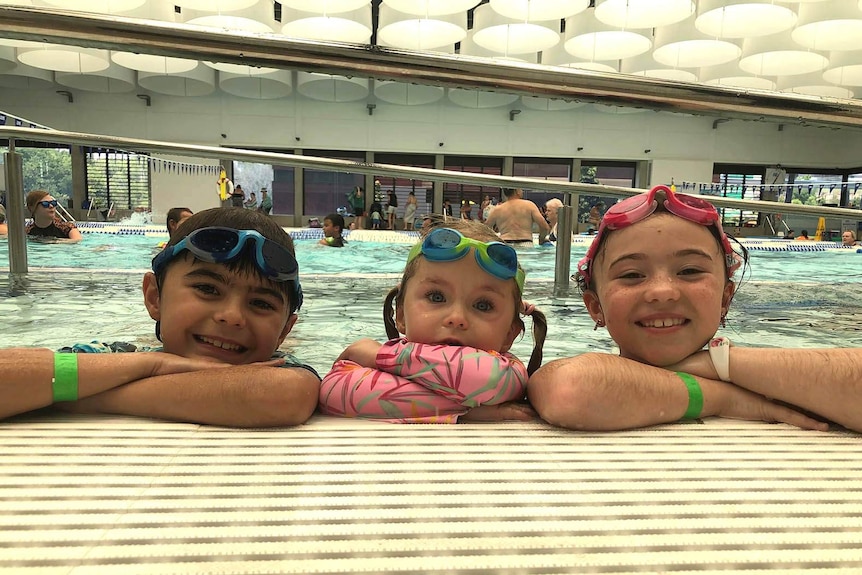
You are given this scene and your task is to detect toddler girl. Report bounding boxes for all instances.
[320,219,547,423]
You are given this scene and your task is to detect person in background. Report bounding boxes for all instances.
[319,213,346,248]
[243,191,257,210]
[348,186,365,229]
[460,199,473,220]
[319,219,547,423]
[230,184,245,208]
[529,185,862,433]
[166,207,193,240]
[478,195,491,223]
[544,198,564,242]
[588,201,605,229]
[402,191,417,230]
[1,207,320,427]
[387,190,398,230]
[369,200,384,230]
[0,204,7,236]
[484,188,550,246]
[442,200,453,218]
[841,230,861,247]
[156,207,194,249]
[25,190,82,243]
[258,188,272,216]
[795,229,811,241]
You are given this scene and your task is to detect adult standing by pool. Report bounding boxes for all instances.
[386,189,398,230]
[25,190,82,243]
[484,188,550,246]
[348,186,365,229]
[402,191,417,230]
[258,188,272,216]
[230,184,245,208]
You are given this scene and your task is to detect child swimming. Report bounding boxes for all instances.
[319,219,547,423]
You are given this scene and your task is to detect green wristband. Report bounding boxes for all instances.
[53,353,79,402]
[676,371,703,420]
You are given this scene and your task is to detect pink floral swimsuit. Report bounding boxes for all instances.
[319,338,528,423]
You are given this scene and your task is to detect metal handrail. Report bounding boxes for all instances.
[3,126,861,287]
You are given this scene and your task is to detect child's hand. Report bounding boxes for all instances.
[460,401,538,422]
[338,339,382,368]
[713,380,829,432]
[146,353,231,376]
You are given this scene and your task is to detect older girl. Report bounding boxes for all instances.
[529,185,862,433]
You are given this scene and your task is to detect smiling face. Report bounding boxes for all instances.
[395,251,521,353]
[583,213,734,367]
[143,254,295,364]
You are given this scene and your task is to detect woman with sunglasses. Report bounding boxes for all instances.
[25,190,82,242]
[529,185,862,433]
[2,208,321,428]
[319,219,548,423]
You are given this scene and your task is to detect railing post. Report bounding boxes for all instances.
[553,204,574,293]
[4,143,28,274]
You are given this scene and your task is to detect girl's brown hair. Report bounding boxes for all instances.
[383,217,547,374]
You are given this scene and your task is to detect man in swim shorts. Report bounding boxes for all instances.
[484,188,550,246]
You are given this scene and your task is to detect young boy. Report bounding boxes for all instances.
[319,213,346,247]
[1,208,320,428]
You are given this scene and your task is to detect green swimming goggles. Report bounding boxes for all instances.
[408,227,525,293]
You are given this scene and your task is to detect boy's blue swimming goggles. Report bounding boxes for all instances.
[408,227,525,293]
[152,226,303,308]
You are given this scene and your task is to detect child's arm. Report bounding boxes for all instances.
[528,352,829,432]
[1,348,237,420]
[319,339,528,423]
[376,339,528,406]
[59,365,320,428]
[670,347,862,433]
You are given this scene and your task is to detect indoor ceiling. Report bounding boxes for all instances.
[1,0,861,108]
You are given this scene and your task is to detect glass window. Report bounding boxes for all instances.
[443,155,504,220]
[374,153,434,225]
[85,148,150,211]
[233,161,277,213]
[577,161,637,226]
[708,169,762,227]
[302,150,365,215]
[513,157,571,210]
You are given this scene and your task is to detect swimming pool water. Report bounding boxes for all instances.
[2,233,862,284]
[2,270,860,378]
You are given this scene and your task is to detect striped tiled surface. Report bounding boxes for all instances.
[2,414,861,574]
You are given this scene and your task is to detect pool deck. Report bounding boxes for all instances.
[3,413,862,574]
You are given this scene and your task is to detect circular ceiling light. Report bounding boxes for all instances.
[282,6,372,43]
[472,3,560,55]
[739,32,829,76]
[564,12,651,61]
[489,0,590,21]
[695,0,797,39]
[138,63,216,96]
[374,80,444,105]
[594,0,694,28]
[792,0,862,51]
[653,18,742,68]
[17,45,110,73]
[219,69,293,99]
[377,4,466,50]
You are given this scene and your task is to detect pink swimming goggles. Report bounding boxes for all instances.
[577,185,739,286]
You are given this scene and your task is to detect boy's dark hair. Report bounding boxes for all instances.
[325,213,345,233]
[382,218,547,375]
[156,207,301,314]
[165,207,192,234]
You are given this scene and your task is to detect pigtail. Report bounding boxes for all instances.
[383,286,401,340]
[525,308,547,375]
